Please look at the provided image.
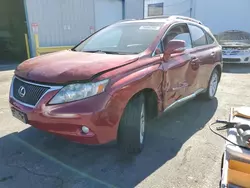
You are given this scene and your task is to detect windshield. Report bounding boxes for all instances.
[73,22,164,54]
[216,30,250,46]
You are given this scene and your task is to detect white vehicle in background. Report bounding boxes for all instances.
[216,30,250,64]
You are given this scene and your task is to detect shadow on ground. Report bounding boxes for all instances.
[223,64,250,74]
[0,98,218,188]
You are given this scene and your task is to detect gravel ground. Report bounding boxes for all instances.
[0,63,250,188]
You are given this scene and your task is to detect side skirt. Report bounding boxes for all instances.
[162,88,205,114]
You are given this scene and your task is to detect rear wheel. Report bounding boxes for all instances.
[118,94,146,154]
[201,69,219,100]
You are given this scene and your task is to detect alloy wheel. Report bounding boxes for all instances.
[209,72,218,97]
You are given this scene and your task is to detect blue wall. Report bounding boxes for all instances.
[194,0,250,34]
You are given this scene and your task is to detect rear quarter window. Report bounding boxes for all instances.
[206,33,215,44]
[188,24,207,47]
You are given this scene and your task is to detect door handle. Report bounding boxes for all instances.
[190,56,200,70]
[190,57,199,65]
[191,57,198,61]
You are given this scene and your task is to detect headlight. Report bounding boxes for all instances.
[244,48,250,53]
[49,79,109,104]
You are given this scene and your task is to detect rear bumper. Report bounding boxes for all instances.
[9,89,122,145]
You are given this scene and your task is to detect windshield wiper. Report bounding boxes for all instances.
[100,51,121,54]
[102,51,139,55]
[82,50,128,55]
[82,50,107,54]
[82,50,139,55]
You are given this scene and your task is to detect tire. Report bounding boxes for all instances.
[201,69,219,100]
[118,94,146,154]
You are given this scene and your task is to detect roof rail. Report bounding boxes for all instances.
[144,15,203,25]
[144,16,170,20]
[169,15,203,25]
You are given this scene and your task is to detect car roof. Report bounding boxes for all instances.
[114,15,214,36]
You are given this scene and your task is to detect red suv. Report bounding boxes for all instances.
[9,16,222,154]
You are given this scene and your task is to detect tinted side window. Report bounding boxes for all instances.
[163,24,192,50]
[154,42,163,55]
[206,33,215,44]
[188,25,207,47]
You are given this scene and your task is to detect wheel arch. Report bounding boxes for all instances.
[126,88,159,121]
[105,66,163,140]
[215,64,222,81]
[116,87,159,143]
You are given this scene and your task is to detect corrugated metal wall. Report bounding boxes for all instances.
[25,0,145,57]
[94,0,123,30]
[125,0,144,19]
[25,0,95,56]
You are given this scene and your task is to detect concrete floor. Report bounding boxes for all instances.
[0,64,250,188]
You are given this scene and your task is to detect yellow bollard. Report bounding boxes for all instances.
[24,33,31,59]
[34,34,40,56]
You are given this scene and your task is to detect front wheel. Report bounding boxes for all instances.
[118,94,146,154]
[201,69,219,100]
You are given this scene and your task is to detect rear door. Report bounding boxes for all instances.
[204,29,221,83]
[187,24,215,93]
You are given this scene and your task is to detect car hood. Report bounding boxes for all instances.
[220,41,250,48]
[15,50,139,84]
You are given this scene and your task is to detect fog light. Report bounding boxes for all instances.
[244,57,249,61]
[82,126,89,134]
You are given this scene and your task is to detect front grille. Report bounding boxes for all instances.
[13,77,50,106]
[223,58,241,63]
[222,51,227,55]
[230,51,240,55]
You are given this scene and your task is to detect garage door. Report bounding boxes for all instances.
[94,0,123,30]
[0,0,28,62]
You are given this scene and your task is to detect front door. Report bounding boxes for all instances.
[161,23,193,110]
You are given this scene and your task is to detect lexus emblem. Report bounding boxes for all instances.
[18,86,26,98]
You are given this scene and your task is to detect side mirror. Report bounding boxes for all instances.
[163,40,186,61]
